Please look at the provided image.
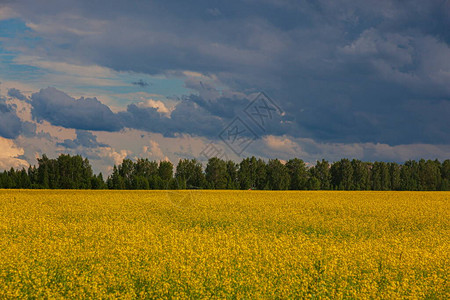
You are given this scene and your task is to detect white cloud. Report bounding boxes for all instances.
[100,148,130,166]
[263,135,301,155]
[0,80,36,98]
[25,20,102,37]
[137,99,172,116]
[0,6,17,21]
[0,137,29,170]
[140,140,165,160]
[254,135,450,163]
[13,56,120,87]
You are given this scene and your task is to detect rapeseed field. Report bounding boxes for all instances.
[0,190,448,299]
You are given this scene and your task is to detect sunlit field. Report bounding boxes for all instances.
[0,190,448,299]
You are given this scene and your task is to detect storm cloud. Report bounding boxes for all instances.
[58,130,109,149]
[30,87,123,132]
[4,0,449,145]
[0,0,448,170]
[8,88,28,101]
[29,87,227,138]
[0,99,23,139]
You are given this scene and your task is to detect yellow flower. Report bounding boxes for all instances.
[0,190,448,298]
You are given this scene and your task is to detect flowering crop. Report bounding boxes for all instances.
[0,190,448,299]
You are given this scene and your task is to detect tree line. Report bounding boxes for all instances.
[0,154,449,191]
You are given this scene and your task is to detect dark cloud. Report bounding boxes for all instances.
[21,121,37,138]
[0,99,23,139]
[187,94,248,119]
[30,87,123,131]
[118,100,224,138]
[4,0,450,146]
[117,104,165,133]
[7,88,28,101]
[184,92,290,138]
[167,100,225,137]
[58,130,109,149]
[28,87,227,138]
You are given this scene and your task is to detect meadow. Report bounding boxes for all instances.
[0,190,448,299]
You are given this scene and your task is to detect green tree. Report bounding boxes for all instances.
[205,157,227,189]
[37,154,51,189]
[331,159,354,190]
[91,173,107,189]
[238,157,258,189]
[309,159,331,190]
[175,159,205,189]
[225,160,239,189]
[18,168,31,189]
[306,176,321,190]
[440,160,450,191]
[0,171,13,188]
[108,165,125,189]
[352,160,370,190]
[286,158,308,190]
[28,166,39,188]
[135,159,158,178]
[57,154,75,189]
[389,162,401,191]
[81,158,93,189]
[133,175,150,190]
[254,158,268,190]
[418,159,441,191]
[158,160,173,188]
[118,159,135,189]
[371,162,390,190]
[400,160,419,190]
[266,159,290,190]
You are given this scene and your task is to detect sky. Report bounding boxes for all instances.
[0,0,449,174]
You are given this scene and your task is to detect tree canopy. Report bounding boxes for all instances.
[0,154,448,191]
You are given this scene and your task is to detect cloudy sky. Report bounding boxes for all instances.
[0,0,449,173]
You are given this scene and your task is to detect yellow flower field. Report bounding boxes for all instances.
[0,190,448,299]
